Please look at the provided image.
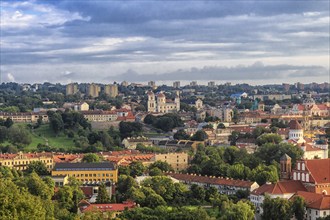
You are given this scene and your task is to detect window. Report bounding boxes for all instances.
[316,211,318,216]
[323,211,326,216]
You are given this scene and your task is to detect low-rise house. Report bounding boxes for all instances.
[250,180,307,213]
[167,173,259,195]
[78,200,136,218]
[0,112,49,123]
[82,110,118,122]
[122,136,153,149]
[292,191,330,220]
[51,175,69,187]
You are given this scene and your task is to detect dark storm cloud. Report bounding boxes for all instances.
[108,62,329,81]
[1,0,329,84]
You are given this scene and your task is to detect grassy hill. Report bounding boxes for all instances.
[26,124,76,151]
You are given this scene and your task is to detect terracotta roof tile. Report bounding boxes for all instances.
[305,159,330,184]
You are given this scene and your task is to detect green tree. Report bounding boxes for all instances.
[256,133,282,146]
[220,200,255,220]
[129,161,146,177]
[25,172,54,200]
[143,114,157,125]
[4,118,13,128]
[49,112,64,135]
[149,161,174,172]
[0,179,47,220]
[96,183,111,204]
[149,167,163,176]
[8,126,32,146]
[173,129,190,140]
[292,196,306,220]
[191,130,207,141]
[119,121,142,138]
[82,153,101,163]
[189,184,206,204]
[25,161,49,175]
[262,196,293,220]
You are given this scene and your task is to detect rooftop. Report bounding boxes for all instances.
[53,162,116,171]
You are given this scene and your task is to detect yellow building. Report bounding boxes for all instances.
[154,152,188,171]
[66,83,79,95]
[0,152,53,171]
[88,83,101,98]
[52,162,118,183]
[105,84,118,98]
[0,112,49,123]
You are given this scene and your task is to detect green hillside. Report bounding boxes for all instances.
[27,124,76,151]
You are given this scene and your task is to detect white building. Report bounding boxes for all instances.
[147,91,180,113]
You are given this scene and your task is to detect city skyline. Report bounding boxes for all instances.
[0,0,329,84]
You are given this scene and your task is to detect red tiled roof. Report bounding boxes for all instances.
[294,191,330,210]
[305,159,330,184]
[251,180,307,195]
[288,120,302,130]
[81,201,136,213]
[80,186,94,198]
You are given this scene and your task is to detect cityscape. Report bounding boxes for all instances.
[0,1,329,220]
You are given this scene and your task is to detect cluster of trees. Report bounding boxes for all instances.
[0,124,32,151]
[174,129,208,141]
[119,121,143,138]
[0,166,84,220]
[144,113,184,132]
[48,110,91,136]
[187,142,303,185]
[262,195,306,220]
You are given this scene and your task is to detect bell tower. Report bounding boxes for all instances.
[280,154,292,180]
[147,91,156,112]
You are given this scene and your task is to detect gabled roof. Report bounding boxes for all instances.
[305,159,330,184]
[251,180,307,195]
[293,191,330,210]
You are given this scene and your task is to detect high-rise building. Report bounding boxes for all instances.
[208,81,215,87]
[88,83,100,98]
[105,84,118,98]
[190,81,197,86]
[66,83,78,95]
[173,81,180,88]
[121,81,129,87]
[282,83,290,92]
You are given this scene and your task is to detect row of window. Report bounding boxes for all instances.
[55,168,113,171]
[0,160,52,166]
[63,173,114,178]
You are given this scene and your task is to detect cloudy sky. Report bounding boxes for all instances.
[0,0,329,85]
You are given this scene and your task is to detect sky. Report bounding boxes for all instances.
[0,0,329,85]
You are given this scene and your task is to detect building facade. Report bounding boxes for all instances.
[52,162,118,183]
[105,84,118,98]
[88,83,101,98]
[66,83,79,95]
[147,91,180,113]
[0,152,53,171]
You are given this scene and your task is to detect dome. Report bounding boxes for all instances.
[288,120,303,130]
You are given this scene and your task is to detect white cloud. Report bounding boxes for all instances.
[0,0,90,30]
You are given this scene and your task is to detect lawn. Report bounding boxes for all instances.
[26,124,76,151]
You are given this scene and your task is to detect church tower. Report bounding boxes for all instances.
[157,92,166,113]
[174,90,180,111]
[147,91,156,112]
[280,154,292,180]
